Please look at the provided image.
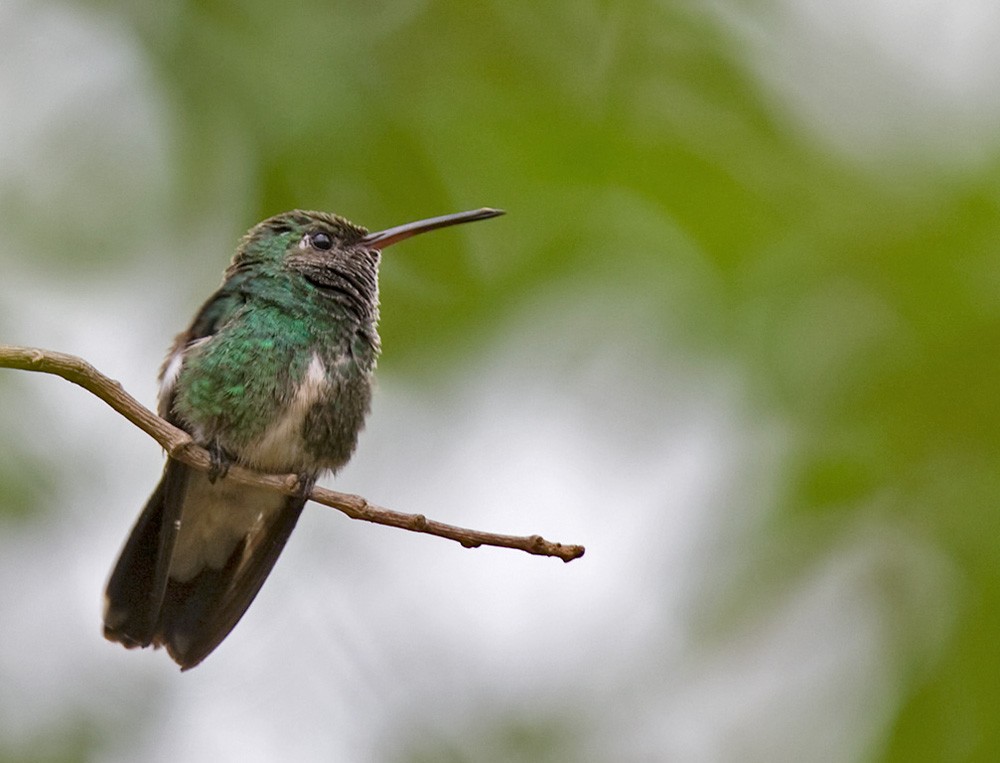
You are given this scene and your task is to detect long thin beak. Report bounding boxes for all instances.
[361,208,504,249]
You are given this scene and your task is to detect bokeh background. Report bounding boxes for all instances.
[1,0,998,760]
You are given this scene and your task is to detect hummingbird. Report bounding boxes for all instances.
[103,206,503,670]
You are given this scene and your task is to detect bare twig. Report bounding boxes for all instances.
[0,344,585,562]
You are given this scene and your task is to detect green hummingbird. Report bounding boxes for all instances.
[103,206,503,670]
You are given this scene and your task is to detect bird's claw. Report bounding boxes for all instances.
[207,442,232,483]
[294,473,316,501]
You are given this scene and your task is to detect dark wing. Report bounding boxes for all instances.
[156,278,250,417]
[103,280,253,662]
[103,458,189,648]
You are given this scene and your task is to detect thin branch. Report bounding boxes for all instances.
[0,344,585,562]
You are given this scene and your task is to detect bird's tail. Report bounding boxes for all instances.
[103,459,306,670]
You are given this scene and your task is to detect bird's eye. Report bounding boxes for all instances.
[309,231,333,251]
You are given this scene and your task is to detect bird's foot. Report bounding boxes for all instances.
[207,442,233,483]
[294,473,317,501]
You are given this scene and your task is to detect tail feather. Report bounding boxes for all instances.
[104,458,306,669]
[156,493,306,670]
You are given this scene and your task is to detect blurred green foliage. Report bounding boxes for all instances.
[2,0,999,759]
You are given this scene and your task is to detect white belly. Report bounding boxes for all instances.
[241,352,329,471]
